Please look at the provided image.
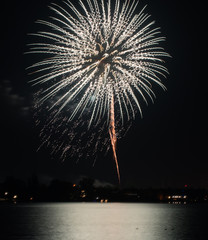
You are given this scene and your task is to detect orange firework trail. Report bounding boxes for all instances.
[109,94,120,183]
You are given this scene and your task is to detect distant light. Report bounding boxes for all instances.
[30,197,33,201]
[172,195,181,199]
[4,192,8,196]
[13,195,18,199]
[100,199,104,203]
[169,195,187,200]
[73,184,76,187]
[185,184,188,188]
[105,199,108,203]
[80,190,86,198]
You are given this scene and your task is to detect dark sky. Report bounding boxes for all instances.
[1,0,206,188]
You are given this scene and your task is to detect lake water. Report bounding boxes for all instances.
[0,203,208,240]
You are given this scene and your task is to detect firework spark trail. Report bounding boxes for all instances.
[109,94,120,183]
[27,0,170,183]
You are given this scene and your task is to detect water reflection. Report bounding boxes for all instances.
[0,203,208,240]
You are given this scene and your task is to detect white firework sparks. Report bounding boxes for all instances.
[27,0,170,182]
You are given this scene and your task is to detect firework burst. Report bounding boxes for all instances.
[27,0,170,183]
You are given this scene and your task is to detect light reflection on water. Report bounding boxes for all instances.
[0,203,208,240]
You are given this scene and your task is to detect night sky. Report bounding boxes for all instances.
[1,0,206,188]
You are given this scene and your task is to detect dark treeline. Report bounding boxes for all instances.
[0,176,208,203]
